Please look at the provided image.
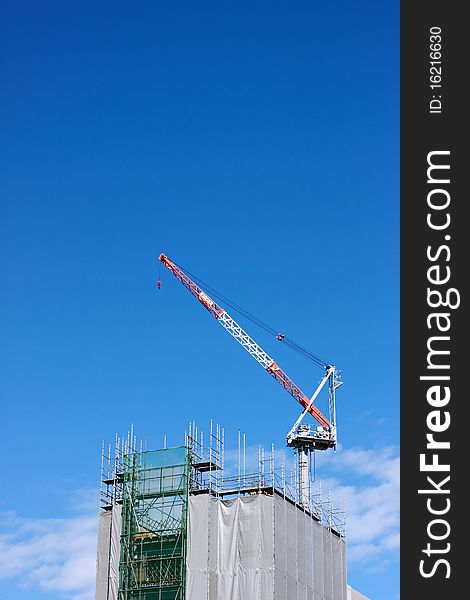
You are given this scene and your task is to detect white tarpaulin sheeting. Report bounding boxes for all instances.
[187,493,274,599]
[95,511,111,600]
[95,505,122,600]
[186,492,346,600]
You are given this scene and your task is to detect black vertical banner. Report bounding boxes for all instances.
[401,2,466,598]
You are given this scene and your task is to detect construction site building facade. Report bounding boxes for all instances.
[95,425,348,600]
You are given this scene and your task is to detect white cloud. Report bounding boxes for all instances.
[0,510,97,600]
[317,445,400,567]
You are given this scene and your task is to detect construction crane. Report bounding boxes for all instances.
[158,253,342,506]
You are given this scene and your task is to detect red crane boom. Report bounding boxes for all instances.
[159,254,332,431]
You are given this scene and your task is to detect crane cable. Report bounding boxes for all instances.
[170,260,332,370]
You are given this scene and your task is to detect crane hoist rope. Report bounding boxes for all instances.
[165,259,330,369]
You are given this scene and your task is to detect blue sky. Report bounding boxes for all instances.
[0,2,399,599]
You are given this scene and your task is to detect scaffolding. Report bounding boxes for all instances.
[186,421,345,538]
[97,423,345,600]
[118,446,191,600]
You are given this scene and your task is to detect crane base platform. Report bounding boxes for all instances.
[286,426,336,452]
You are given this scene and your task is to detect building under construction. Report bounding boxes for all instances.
[94,255,369,599]
[94,423,355,600]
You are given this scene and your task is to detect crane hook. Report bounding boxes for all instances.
[157,257,163,289]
